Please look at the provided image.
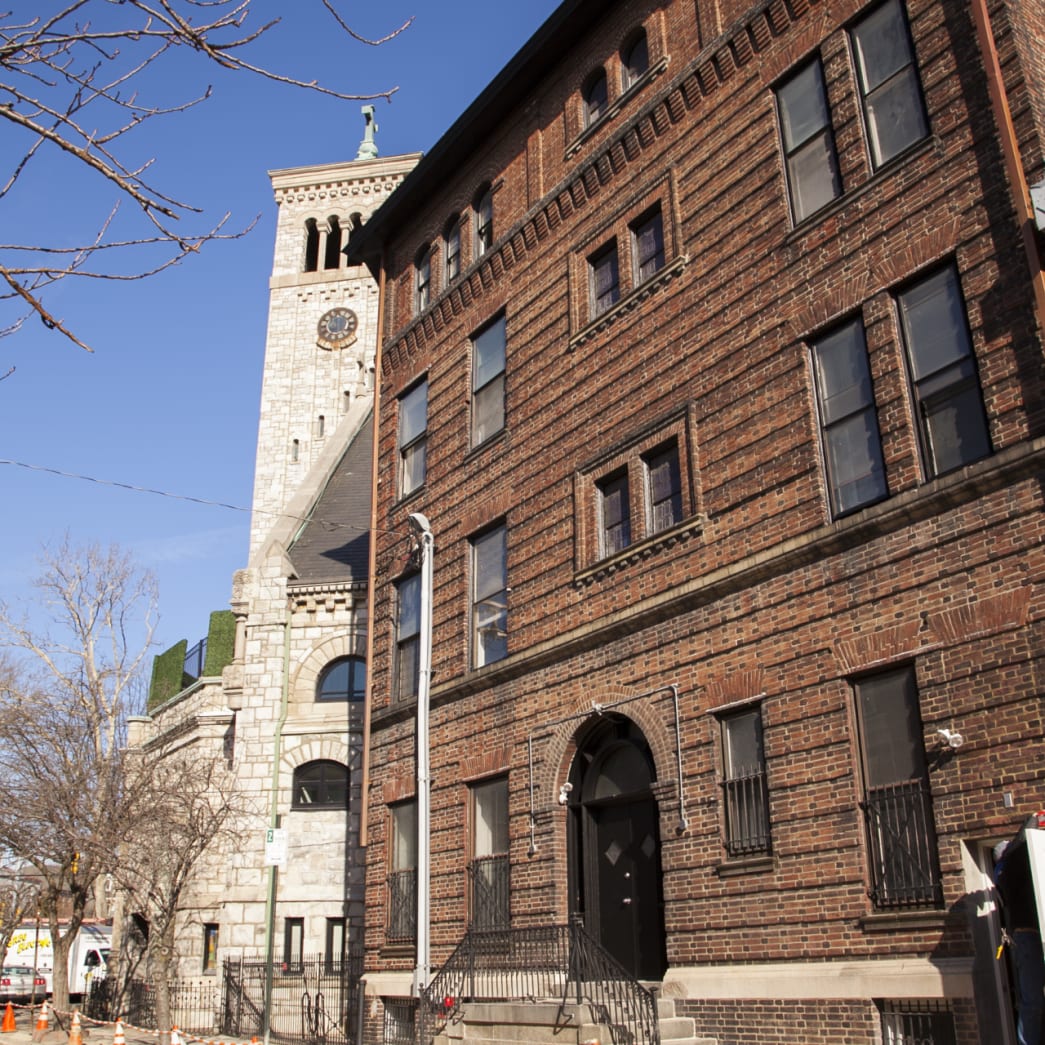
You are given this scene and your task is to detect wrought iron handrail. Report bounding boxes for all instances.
[418,923,658,1045]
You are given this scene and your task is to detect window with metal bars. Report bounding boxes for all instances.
[720,707,771,856]
[878,999,956,1045]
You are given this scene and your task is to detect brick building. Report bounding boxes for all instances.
[346,0,1045,1043]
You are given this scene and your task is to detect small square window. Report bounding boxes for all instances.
[598,471,631,556]
[631,208,665,283]
[472,314,506,445]
[777,60,842,223]
[589,242,620,318]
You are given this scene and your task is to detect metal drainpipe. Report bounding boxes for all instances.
[407,512,434,1000]
[968,0,1045,335]
[262,607,292,1045]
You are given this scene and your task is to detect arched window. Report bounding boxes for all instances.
[316,656,366,702]
[444,215,462,283]
[622,31,649,90]
[474,187,493,258]
[583,69,608,127]
[324,216,342,270]
[415,247,432,314]
[292,760,349,809]
[304,219,320,272]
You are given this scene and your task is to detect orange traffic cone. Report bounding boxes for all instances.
[1,1003,15,1033]
[34,1000,48,1033]
[68,1011,83,1045]
[112,1019,125,1045]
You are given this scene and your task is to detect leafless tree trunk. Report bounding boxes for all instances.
[1,2,410,353]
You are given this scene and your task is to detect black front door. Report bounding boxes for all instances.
[591,796,665,979]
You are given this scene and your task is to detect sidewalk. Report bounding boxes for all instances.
[0,1005,257,1045]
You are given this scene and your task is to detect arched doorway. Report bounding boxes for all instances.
[566,714,667,980]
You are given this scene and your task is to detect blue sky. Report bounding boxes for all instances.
[1,1,560,657]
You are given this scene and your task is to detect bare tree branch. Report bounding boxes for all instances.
[0,1,411,353]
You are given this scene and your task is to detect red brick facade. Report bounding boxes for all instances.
[350,0,1045,1042]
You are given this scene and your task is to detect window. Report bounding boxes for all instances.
[471,314,506,445]
[202,923,219,975]
[583,69,608,126]
[854,667,942,909]
[398,380,427,498]
[283,918,304,974]
[474,187,493,258]
[720,708,771,857]
[324,216,342,270]
[414,248,431,314]
[395,573,421,701]
[469,778,509,930]
[811,318,888,516]
[325,918,345,972]
[631,208,665,283]
[897,266,991,477]
[777,60,842,223]
[472,524,507,668]
[388,801,417,942]
[316,656,366,702]
[851,0,928,168]
[444,216,461,283]
[292,760,349,809]
[384,1000,417,1045]
[622,31,649,90]
[879,1001,956,1045]
[598,471,631,556]
[304,219,320,273]
[589,242,620,318]
[644,442,682,534]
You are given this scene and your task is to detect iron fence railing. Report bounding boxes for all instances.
[722,770,771,857]
[184,638,207,680]
[84,977,220,1035]
[221,955,363,1045]
[467,855,509,931]
[418,923,658,1045]
[863,778,943,909]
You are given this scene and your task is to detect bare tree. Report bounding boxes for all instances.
[113,750,247,1045]
[0,540,157,1012]
[0,2,410,352]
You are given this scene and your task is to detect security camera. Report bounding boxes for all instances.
[937,728,964,750]
[558,782,574,805]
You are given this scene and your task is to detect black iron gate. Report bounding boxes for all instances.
[221,955,363,1045]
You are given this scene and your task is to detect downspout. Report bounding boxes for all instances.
[262,606,292,1045]
[360,248,388,850]
[969,0,1045,335]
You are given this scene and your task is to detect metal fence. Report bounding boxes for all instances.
[222,955,363,1045]
[85,978,221,1035]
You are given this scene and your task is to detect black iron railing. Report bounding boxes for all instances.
[388,870,417,942]
[419,923,658,1045]
[184,637,207,680]
[467,855,509,931]
[722,769,771,856]
[862,778,943,909]
[85,977,220,1035]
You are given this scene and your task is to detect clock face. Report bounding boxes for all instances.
[316,307,358,350]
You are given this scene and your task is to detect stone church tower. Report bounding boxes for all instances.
[132,131,419,997]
